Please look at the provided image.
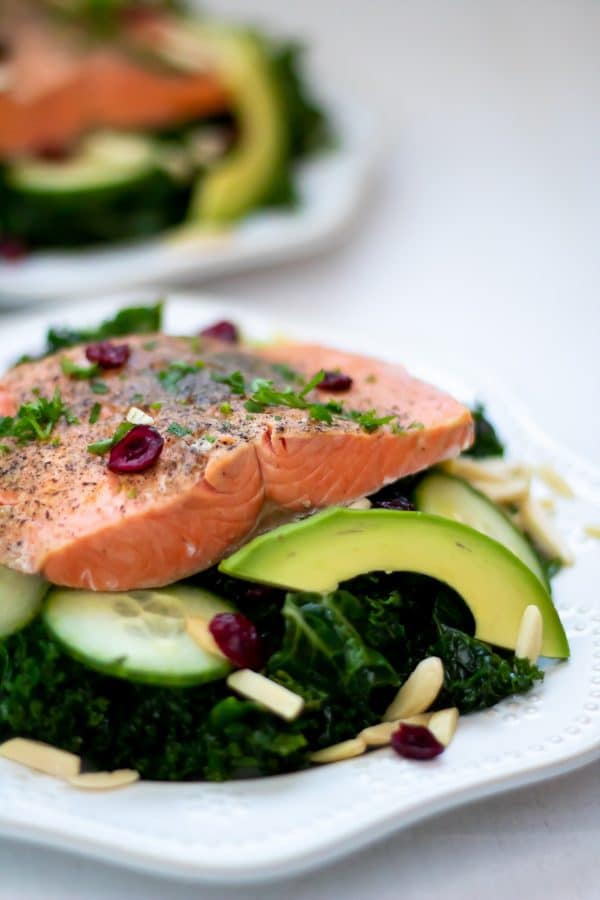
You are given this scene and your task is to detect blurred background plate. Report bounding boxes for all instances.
[0,96,378,306]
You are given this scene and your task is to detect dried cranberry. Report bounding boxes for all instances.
[373,496,416,511]
[108,425,164,474]
[199,320,239,343]
[317,371,353,392]
[209,612,263,670]
[391,724,445,760]
[0,238,27,262]
[86,341,131,369]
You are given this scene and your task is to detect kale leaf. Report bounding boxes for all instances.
[464,403,505,458]
[430,624,542,712]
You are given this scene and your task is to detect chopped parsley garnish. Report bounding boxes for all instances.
[207,367,394,433]
[60,357,99,380]
[210,370,247,395]
[271,363,303,383]
[87,421,134,456]
[149,402,163,411]
[157,360,205,391]
[142,341,158,352]
[0,444,10,454]
[131,393,144,404]
[0,388,78,445]
[204,434,217,444]
[90,380,109,395]
[46,303,163,354]
[219,402,233,416]
[89,403,102,425]
[167,423,192,437]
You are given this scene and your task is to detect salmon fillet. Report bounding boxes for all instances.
[0,8,229,158]
[0,336,473,591]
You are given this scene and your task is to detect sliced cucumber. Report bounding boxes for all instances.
[0,565,48,638]
[8,132,157,195]
[42,585,234,687]
[415,471,547,587]
[0,131,191,248]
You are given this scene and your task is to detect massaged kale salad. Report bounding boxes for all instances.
[0,304,570,783]
[0,0,330,255]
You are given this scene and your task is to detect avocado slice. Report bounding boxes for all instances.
[188,26,286,223]
[415,471,548,587]
[220,508,569,658]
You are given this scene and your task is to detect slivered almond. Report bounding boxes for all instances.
[186,616,226,659]
[309,738,366,764]
[347,498,372,510]
[584,525,600,540]
[535,465,574,498]
[68,769,139,791]
[515,605,543,664]
[519,497,574,565]
[382,657,444,722]
[359,714,432,747]
[428,707,459,747]
[470,476,531,505]
[227,669,304,721]
[126,406,154,426]
[0,738,80,780]
[441,457,529,483]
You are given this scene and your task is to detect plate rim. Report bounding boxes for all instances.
[0,291,598,884]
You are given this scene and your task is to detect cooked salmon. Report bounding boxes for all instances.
[0,336,473,591]
[0,5,229,158]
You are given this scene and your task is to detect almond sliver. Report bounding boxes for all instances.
[441,457,528,484]
[309,738,366,764]
[428,707,459,747]
[382,657,444,722]
[359,714,432,747]
[515,605,543,664]
[186,616,226,659]
[535,465,574,498]
[68,769,140,791]
[470,476,531,506]
[126,406,154,426]
[227,669,304,721]
[519,497,574,565]
[0,738,80,780]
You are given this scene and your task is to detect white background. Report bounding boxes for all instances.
[1,1,599,897]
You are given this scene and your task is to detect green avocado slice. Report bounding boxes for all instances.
[220,508,569,659]
[188,26,286,223]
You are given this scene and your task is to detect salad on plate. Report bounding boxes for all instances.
[0,302,572,786]
[0,0,330,256]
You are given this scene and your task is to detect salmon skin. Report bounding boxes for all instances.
[0,6,229,159]
[0,335,473,591]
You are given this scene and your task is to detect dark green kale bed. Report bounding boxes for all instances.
[0,571,541,782]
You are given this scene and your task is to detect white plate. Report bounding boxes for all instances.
[0,293,599,884]
[0,98,378,306]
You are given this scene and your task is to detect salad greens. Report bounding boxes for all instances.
[0,568,542,781]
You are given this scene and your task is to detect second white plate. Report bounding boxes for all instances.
[0,98,378,305]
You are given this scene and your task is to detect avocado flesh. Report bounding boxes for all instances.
[220,508,569,659]
[188,27,286,223]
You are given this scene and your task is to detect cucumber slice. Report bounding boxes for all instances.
[0,565,48,638]
[42,585,234,687]
[0,132,191,248]
[8,132,157,194]
[415,471,547,587]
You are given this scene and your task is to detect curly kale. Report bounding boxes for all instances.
[464,403,506,458]
[0,572,543,780]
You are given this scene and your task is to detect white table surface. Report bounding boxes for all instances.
[1,0,599,897]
